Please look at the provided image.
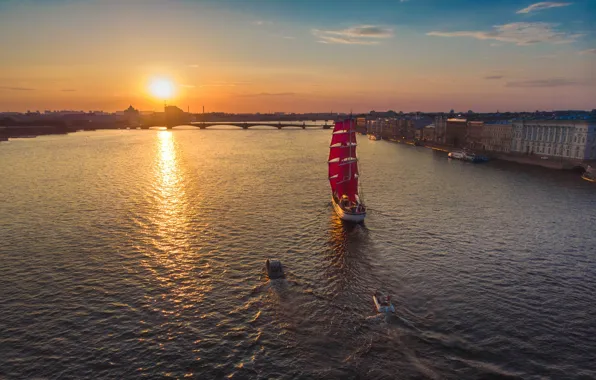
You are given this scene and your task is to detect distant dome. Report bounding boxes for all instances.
[124,105,139,113]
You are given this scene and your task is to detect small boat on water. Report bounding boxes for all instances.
[368,133,381,141]
[265,259,285,279]
[328,118,366,223]
[582,166,596,183]
[448,150,489,163]
[373,292,395,313]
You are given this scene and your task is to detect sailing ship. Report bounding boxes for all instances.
[328,118,366,222]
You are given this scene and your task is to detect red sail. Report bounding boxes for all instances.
[328,119,359,202]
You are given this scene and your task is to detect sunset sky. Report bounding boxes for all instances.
[0,0,594,113]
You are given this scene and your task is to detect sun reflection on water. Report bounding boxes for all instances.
[140,131,212,322]
[156,131,184,220]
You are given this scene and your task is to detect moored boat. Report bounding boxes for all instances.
[328,118,366,222]
[448,150,489,163]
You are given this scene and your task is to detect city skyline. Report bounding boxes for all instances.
[0,0,595,113]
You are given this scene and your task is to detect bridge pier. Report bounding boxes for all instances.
[302,125,305,129]
[323,124,331,130]
[199,125,206,129]
[277,126,282,130]
[242,126,248,130]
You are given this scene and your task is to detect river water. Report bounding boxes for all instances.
[1,128,595,379]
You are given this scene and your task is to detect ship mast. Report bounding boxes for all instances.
[348,118,352,184]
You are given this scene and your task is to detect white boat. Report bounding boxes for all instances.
[448,150,488,163]
[328,118,366,222]
[582,165,596,183]
[373,293,395,313]
[368,133,381,141]
[448,150,466,160]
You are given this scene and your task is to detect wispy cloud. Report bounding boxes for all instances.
[188,64,199,68]
[61,89,76,92]
[180,84,195,88]
[427,22,582,46]
[0,86,35,91]
[237,92,296,97]
[313,25,393,45]
[516,2,572,14]
[252,20,273,26]
[505,78,584,87]
[485,75,504,80]
[579,48,596,55]
[283,36,295,40]
[199,81,251,88]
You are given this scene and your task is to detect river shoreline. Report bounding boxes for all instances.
[384,138,589,171]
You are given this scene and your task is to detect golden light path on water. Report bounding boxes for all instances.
[140,130,211,327]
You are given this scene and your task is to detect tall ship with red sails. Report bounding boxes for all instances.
[328,118,366,222]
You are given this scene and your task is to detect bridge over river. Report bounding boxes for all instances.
[184,121,332,130]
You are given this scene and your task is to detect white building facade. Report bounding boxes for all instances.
[511,120,596,160]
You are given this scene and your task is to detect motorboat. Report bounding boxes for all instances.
[373,292,395,313]
[582,166,596,183]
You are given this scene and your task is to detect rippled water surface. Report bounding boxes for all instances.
[1,128,596,379]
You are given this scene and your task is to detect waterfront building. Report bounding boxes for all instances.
[466,121,484,150]
[445,118,467,147]
[481,122,513,153]
[123,105,140,127]
[356,117,367,134]
[511,120,596,160]
[413,116,433,140]
[434,116,447,144]
[415,129,422,140]
[423,125,435,142]
[164,105,188,128]
[363,115,432,141]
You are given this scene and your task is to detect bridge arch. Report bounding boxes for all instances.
[245,124,282,129]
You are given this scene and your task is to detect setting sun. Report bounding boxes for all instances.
[149,78,175,100]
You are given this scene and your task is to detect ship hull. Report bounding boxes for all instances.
[331,196,366,222]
